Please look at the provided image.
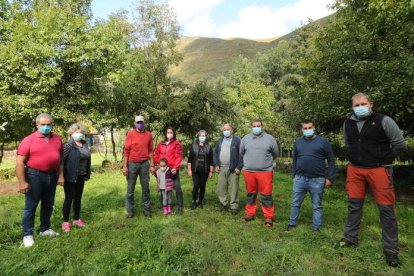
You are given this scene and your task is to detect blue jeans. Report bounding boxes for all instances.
[289,175,325,229]
[22,167,58,236]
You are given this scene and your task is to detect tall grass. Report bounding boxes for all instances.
[0,169,413,275]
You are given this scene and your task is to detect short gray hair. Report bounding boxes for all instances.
[352,93,372,102]
[197,129,207,137]
[35,113,53,124]
[68,123,87,136]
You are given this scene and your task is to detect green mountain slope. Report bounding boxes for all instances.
[170,15,334,83]
[170,37,272,82]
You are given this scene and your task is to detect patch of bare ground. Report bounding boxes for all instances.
[0,182,18,196]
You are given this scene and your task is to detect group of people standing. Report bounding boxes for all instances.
[16,93,406,267]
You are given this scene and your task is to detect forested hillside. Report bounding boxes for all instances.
[170,15,333,83]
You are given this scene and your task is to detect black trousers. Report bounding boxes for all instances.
[63,175,85,221]
[192,172,209,202]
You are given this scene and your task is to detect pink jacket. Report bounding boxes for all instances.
[155,167,174,192]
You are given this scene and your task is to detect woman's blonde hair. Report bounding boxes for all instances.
[68,123,86,136]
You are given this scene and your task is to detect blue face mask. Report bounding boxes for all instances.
[38,125,51,135]
[303,129,315,138]
[199,136,206,143]
[72,133,84,141]
[353,106,370,117]
[252,127,262,136]
[223,130,231,138]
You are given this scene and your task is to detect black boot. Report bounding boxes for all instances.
[176,191,184,214]
[384,249,401,267]
[177,206,183,214]
[191,201,197,210]
[197,199,203,209]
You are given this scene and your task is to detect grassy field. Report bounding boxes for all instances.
[0,165,413,275]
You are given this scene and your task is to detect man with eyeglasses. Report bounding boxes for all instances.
[16,113,63,247]
[240,119,278,228]
[336,93,406,267]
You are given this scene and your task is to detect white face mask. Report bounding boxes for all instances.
[166,133,174,140]
[353,106,371,117]
[160,167,167,172]
[72,133,84,141]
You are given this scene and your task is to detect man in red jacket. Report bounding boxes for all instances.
[123,115,154,218]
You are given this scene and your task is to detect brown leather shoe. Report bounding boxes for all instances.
[264,218,273,228]
[241,215,255,223]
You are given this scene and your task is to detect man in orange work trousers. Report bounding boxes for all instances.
[239,119,278,228]
[336,93,406,267]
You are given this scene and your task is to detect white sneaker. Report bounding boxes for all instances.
[23,235,34,247]
[39,229,59,237]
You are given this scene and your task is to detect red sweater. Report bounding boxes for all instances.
[123,130,154,162]
[154,139,183,170]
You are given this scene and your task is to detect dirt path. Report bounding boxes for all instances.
[0,182,19,196]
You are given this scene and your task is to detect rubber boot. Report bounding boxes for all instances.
[176,191,184,214]
[191,201,197,210]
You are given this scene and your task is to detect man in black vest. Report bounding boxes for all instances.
[337,93,406,267]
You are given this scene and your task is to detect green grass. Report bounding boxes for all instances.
[0,170,413,275]
[0,157,15,170]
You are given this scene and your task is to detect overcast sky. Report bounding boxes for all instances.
[91,0,335,39]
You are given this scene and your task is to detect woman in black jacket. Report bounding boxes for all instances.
[61,123,91,232]
[187,130,214,209]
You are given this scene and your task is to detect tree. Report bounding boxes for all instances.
[131,0,183,127]
[0,0,94,160]
[160,81,235,144]
[223,56,276,136]
[301,0,414,133]
[0,0,95,135]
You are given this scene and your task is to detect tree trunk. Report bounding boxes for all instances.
[0,141,4,164]
[111,126,117,161]
[102,130,108,160]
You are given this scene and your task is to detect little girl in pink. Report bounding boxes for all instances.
[156,158,174,214]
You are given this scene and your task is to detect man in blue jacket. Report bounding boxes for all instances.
[285,119,336,232]
[214,123,242,215]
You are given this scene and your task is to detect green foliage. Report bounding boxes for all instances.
[301,0,414,133]
[0,0,185,161]
[159,81,234,142]
[87,12,151,131]
[224,56,276,135]
[0,0,99,139]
